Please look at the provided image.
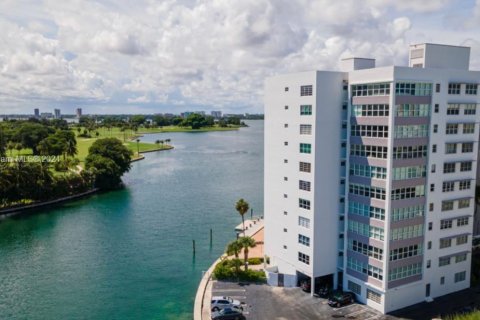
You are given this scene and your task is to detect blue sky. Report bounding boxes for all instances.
[0,0,479,115]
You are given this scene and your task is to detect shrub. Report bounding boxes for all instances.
[212,259,266,282]
[247,257,263,265]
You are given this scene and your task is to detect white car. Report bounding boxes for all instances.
[211,296,242,312]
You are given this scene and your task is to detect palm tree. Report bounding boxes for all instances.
[226,239,242,259]
[165,138,171,145]
[235,198,250,235]
[155,140,160,148]
[238,236,256,270]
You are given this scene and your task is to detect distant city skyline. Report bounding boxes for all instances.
[0,0,479,114]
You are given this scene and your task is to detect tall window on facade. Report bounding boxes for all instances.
[466,84,478,95]
[300,143,311,154]
[300,85,313,96]
[300,105,312,115]
[300,124,312,135]
[299,162,311,172]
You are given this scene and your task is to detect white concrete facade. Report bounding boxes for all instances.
[264,43,480,314]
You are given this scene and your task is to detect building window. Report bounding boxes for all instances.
[352,83,390,96]
[441,277,445,285]
[431,164,436,173]
[388,263,422,281]
[458,199,471,209]
[349,183,386,200]
[454,271,466,283]
[284,141,288,146]
[457,235,468,245]
[440,219,453,230]
[299,180,311,191]
[395,82,432,96]
[432,144,437,153]
[298,234,310,246]
[350,164,387,179]
[367,290,382,304]
[300,124,312,135]
[347,257,383,280]
[443,163,456,173]
[441,200,454,211]
[427,260,431,268]
[463,123,475,134]
[390,224,424,240]
[442,181,455,192]
[284,177,288,181]
[428,241,432,249]
[446,124,458,134]
[456,253,467,263]
[299,198,311,210]
[284,159,288,164]
[390,244,422,261]
[460,161,472,172]
[448,83,461,95]
[436,84,441,93]
[439,257,451,267]
[394,125,429,138]
[428,222,433,230]
[391,185,425,200]
[283,211,288,215]
[300,143,311,154]
[457,217,469,227]
[395,104,430,117]
[440,238,452,249]
[283,194,288,198]
[284,123,288,128]
[349,201,385,220]
[430,184,435,192]
[465,84,478,95]
[299,161,311,172]
[447,105,460,115]
[298,216,310,229]
[284,228,287,232]
[298,252,310,265]
[348,220,384,240]
[300,85,313,96]
[285,87,289,92]
[393,145,427,159]
[434,104,439,113]
[348,281,361,295]
[349,239,383,260]
[462,142,473,153]
[445,143,457,154]
[464,104,476,115]
[300,105,312,115]
[351,144,388,159]
[433,124,438,133]
[352,104,389,117]
[283,245,287,249]
[351,125,389,138]
[284,105,288,110]
[429,203,434,211]
[459,180,471,190]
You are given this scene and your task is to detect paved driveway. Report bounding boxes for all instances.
[211,281,393,320]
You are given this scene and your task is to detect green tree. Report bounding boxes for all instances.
[226,240,243,274]
[15,122,52,154]
[85,138,132,190]
[235,198,250,235]
[238,236,256,270]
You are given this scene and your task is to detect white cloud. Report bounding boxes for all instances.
[0,0,478,114]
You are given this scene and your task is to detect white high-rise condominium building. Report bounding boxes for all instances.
[264,43,480,314]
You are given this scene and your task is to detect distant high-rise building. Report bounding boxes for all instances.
[76,108,82,118]
[34,108,40,118]
[54,109,61,119]
[211,111,222,119]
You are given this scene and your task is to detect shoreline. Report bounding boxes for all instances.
[0,146,174,219]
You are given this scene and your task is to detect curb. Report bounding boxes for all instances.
[193,256,224,320]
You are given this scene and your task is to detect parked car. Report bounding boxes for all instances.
[317,286,331,298]
[300,279,311,292]
[328,291,355,308]
[211,307,246,320]
[211,296,242,312]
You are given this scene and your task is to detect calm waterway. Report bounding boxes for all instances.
[0,120,264,320]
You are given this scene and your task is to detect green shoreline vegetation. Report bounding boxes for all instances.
[0,113,245,210]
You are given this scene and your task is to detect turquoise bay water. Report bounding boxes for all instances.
[0,121,264,320]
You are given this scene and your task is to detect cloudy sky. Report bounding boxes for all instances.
[1,0,479,115]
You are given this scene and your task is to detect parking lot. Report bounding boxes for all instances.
[211,281,393,320]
